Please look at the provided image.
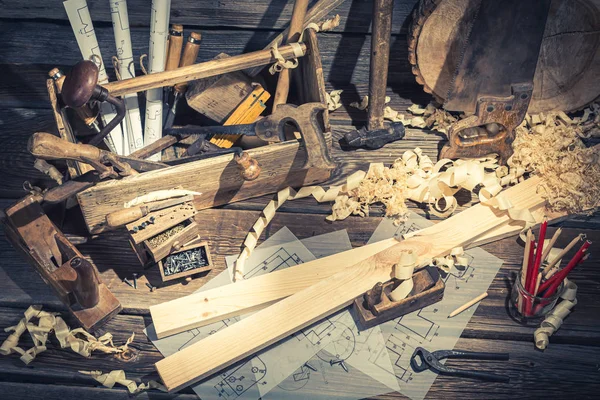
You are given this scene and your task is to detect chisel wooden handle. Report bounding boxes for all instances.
[174,31,202,94]
[106,206,150,227]
[165,24,184,72]
[29,132,102,162]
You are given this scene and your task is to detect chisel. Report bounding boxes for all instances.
[106,194,195,227]
[164,24,185,124]
[164,31,202,129]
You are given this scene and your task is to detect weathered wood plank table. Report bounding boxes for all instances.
[0,0,599,398]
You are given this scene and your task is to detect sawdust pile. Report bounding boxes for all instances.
[510,105,600,214]
[330,161,409,222]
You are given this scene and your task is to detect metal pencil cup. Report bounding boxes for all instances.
[509,278,563,322]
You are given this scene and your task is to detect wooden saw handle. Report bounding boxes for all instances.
[106,206,149,227]
[28,132,102,163]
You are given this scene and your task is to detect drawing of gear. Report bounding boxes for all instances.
[316,322,355,363]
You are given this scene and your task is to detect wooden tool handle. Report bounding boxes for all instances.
[174,31,202,94]
[106,206,149,227]
[165,24,184,72]
[49,68,98,126]
[368,0,394,131]
[104,43,305,97]
[28,132,102,162]
[272,0,310,109]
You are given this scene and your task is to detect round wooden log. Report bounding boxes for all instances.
[408,0,600,113]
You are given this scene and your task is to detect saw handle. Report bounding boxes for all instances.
[106,206,149,228]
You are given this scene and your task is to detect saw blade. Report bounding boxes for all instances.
[444,0,552,113]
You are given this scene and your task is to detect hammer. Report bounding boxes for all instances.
[342,0,405,150]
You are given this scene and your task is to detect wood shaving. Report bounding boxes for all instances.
[509,107,600,214]
[349,97,457,133]
[0,305,134,365]
[80,370,167,394]
[326,89,343,112]
[534,279,577,350]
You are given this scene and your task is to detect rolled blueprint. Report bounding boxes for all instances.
[109,0,144,155]
[144,0,171,161]
[63,0,128,155]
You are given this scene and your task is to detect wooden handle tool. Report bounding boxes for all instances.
[174,31,202,94]
[49,68,99,130]
[104,42,306,97]
[165,24,184,72]
[272,0,310,110]
[106,194,195,227]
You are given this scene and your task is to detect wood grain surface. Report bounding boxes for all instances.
[0,0,599,398]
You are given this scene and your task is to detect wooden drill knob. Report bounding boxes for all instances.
[62,60,99,108]
[234,152,261,181]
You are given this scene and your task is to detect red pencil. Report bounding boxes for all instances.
[525,234,536,294]
[540,240,591,296]
[529,220,547,293]
[542,253,589,298]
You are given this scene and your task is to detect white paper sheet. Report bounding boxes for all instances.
[109,0,144,154]
[63,0,127,154]
[143,0,171,160]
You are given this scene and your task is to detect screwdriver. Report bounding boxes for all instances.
[164,31,202,129]
[105,194,195,228]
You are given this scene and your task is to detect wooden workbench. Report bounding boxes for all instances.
[0,0,599,399]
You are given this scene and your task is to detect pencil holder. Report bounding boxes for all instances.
[509,278,563,322]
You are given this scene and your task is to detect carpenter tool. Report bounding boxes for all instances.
[61,60,126,146]
[165,102,336,171]
[163,24,185,127]
[164,31,202,129]
[272,0,310,111]
[342,0,403,150]
[106,194,195,228]
[441,0,552,164]
[2,195,121,331]
[49,68,101,135]
[29,132,167,179]
[342,122,405,150]
[354,266,444,328]
[410,347,510,382]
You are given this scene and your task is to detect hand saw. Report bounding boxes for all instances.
[441,0,552,164]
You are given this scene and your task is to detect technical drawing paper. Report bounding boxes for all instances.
[63,0,127,154]
[364,213,505,400]
[143,0,171,160]
[109,0,144,154]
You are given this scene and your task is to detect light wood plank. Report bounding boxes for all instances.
[155,177,550,391]
[151,177,556,338]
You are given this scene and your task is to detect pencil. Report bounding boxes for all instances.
[540,228,563,264]
[521,229,532,286]
[529,219,547,292]
[539,240,591,294]
[542,253,590,298]
[448,292,488,318]
[541,234,583,276]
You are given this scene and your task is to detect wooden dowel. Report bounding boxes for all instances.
[541,234,583,276]
[448,292,488,318]
[104,43,306,97]
[540,228,562,264]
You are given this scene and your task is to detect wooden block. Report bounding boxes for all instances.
[155,177,549,391]
[185,54,255,124]
[77,140,333,234]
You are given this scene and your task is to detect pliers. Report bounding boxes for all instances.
[410,347,510,382]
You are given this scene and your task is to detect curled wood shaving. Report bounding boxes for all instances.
[432,246,470,273]
[0,305,134,365]
[534,279,577,350]
[349,97,457,132]
[326,89,343,112]
[390,250,417,302]
[305,14,341,33]
[510,107,600,214]
[80,370,167,394]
